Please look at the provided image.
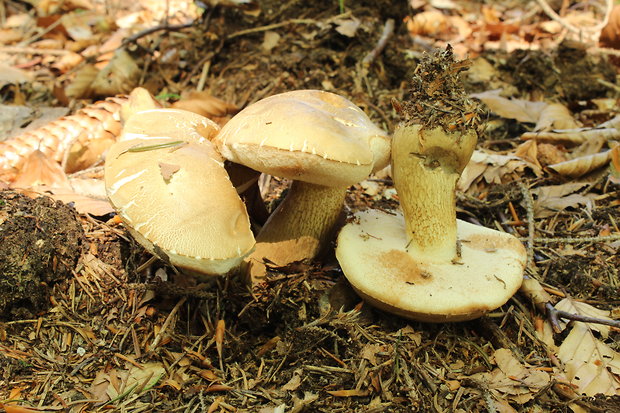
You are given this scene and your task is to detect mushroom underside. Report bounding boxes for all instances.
[336,209,526,322]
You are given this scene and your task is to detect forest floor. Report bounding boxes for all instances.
[0,0,619,412]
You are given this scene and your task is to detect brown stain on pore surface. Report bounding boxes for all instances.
[378,250,432,285]
[463,233,524,253]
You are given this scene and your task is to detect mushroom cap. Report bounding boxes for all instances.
[336,209,526,322]
[105,138,255,275]
[214,90,390,187]
[120,108,220,144]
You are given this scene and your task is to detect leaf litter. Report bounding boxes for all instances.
[1,0,620,412]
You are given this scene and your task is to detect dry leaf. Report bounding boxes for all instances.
[514,140,542,171]
[10,150,70,189]
[282,369,303,391]
[172,91,239,126]
[471,89,547,123]
[290,392,319,413]
[361,343,385,366]
[0,64,33,87]
[44,178,114,216]
[65,64,99,99]
[521,128,620,145]
[334,17,361,37]
[405,10,447,36]
[535,103,579,132]
[531,183,595,218]
[0,404,53,413]
[466,348,551,404]
[215,319,225,361]
[459,150,539,192]
[554,298,614,338]
[90,50,140,96]
[599,4,620,49]
[536,143,567,166]
[548,151,612,178]
[557,322,620,396]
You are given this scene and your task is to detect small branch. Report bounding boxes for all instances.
[536,0,613,36]
[362,18,395,66]
[518,181,536,271]
[519,234,620,244]
[545,302,620,334]
[121,22,195,48]
[227,18,323,40]
[150,296,187,350]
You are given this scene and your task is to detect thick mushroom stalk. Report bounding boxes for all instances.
[249,181,346,270]
[335,47,526,322]
[393,125,476,262]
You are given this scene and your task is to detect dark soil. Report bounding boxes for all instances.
[0,191,83,318]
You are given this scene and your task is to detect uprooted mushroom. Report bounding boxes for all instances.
[104,109,255,277]
[214,90,391,282]
[336,47,527,322]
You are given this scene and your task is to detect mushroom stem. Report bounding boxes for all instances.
[392,124,476,262]
[247,180,346,278]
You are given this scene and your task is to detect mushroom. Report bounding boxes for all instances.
[214,90,390,281]
[335,48,526,322]
[104,109,255,276]
[120,107,269,224]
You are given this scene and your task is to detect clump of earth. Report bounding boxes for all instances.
[0,191,83,319]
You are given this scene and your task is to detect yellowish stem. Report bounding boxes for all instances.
[247,180,346,281]
[392,124,476,262]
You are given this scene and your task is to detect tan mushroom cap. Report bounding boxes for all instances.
[336,209,526,322]
[215,90,390,187]
[105,138,255,275]
[120,108,220,144]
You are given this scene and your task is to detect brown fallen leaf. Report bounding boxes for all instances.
[465,348,551,404]
[556,302,620,396]
[458,150,540,193]
[90,50,141,97]
[534,103,579,132]
[9,149,70,189]
[470,89,547,124]
[531,182,596,218]
[172,91,239,126]
[547,151,612,178]
[405,10,448,36]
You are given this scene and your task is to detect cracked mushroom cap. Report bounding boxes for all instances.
[105,138,255,275]
[337,209,526,322]
[215,90,390,186]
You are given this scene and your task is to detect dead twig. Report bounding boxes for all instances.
[362,18,395,66]
[121,22,195,48]
[545,302,620,333]
[518,181,536,271]
[535,0,613,36]
[150,296,187,350]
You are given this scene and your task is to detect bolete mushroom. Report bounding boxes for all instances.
[336,48,526,322]
[104,109,255,276]
[120,107,269,223]
[214,90,390,281]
